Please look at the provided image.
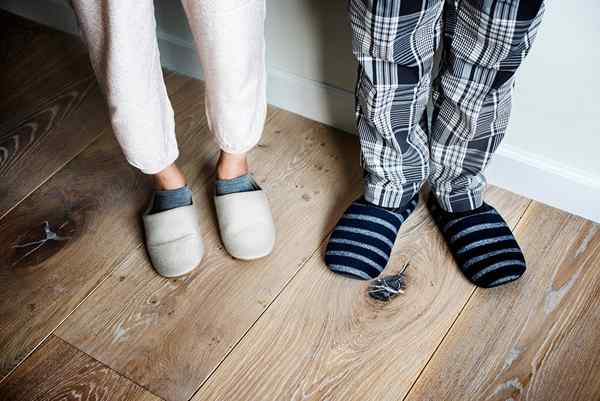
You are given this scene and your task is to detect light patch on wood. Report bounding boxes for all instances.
[575,225,598,257]
[491,377,523,398]
[112,322,129,344]
[544,265,581,315]
[111,313,158,345]
[503,346,523,370]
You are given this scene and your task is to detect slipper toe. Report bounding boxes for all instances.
[215,190,276,260]
[143,202,204,277]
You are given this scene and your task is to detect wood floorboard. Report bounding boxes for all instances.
[0,10,106,220]
[0,75,213,381]
[403,203,600,401]
[0,335,162,401]
[55,110,363,401]
[191,188,530,401]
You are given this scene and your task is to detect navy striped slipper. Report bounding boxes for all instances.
[325,194,419,280]
[427,193,526,288]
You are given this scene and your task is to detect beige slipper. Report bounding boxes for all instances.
[214,189,276,260]
[142,197,204,277]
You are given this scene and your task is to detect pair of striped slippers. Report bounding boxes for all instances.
[325,193,525,288]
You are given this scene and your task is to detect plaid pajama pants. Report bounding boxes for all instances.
[350,0,545,212]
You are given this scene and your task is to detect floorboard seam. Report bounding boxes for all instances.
[400,199,534,401]
[0,128,106,223]
[10,140,220,394]
[51,335,166,401]
[53,242,146,336]
[0,135,220,386]
[0,242,143,387]
[182,178,368,401]
[185,225,346,401]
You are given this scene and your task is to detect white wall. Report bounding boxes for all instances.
[2,0,599,222]
[158,0,356,90]
[507,0,600,178]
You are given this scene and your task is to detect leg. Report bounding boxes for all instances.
[72,0,191,202]
[181,0,274,260]
[326,0,443,279]
[429,0,545,211]
[353,0,443,208]
[180,0,267,180]
[71,0,180,176]
[428,0,545,287]
[72,1,203,276]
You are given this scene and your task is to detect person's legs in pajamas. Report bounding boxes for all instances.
[71,0,272,274]
[327,0,545,286]
[427,0,545,287]
[326,0,444,279]
[72,0,268,190]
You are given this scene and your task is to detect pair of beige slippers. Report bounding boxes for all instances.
[142,187,275,277]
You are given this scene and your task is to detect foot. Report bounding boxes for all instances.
[216,151,249,180]
[214,150,275,260]
[325,194,419,280]
[215,151,257,195]
[143,163,203,277]
[150,163,192,214]
[427,193,526,288]
[153,163,187,190]
[142,199,204,277]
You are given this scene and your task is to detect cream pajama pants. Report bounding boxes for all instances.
[71,0,267,174]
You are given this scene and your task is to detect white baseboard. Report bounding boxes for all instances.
[486,146,600,223]
[3,0,598,223]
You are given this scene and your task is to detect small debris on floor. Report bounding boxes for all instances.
[12,221,71,266]
[368,262,409,302]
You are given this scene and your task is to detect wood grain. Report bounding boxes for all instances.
[0,335,162,401]
[0,76,214,381]
[56,111,364,401]
[0,11,93,120]
[403,202,600,401]
[192,188,531,401]
[0,11,106,220]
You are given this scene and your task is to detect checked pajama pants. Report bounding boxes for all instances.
[350,0,545,212]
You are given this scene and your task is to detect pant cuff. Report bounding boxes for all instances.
[212,103,266,155]
[434,187,485,213]
[364,180,420,209]
[133,146,180,175]
[216,135,261,155]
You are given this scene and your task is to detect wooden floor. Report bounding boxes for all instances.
[1,11,599,401]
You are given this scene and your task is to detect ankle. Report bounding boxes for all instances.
[216,151,249,180]
[153,163,187,190]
